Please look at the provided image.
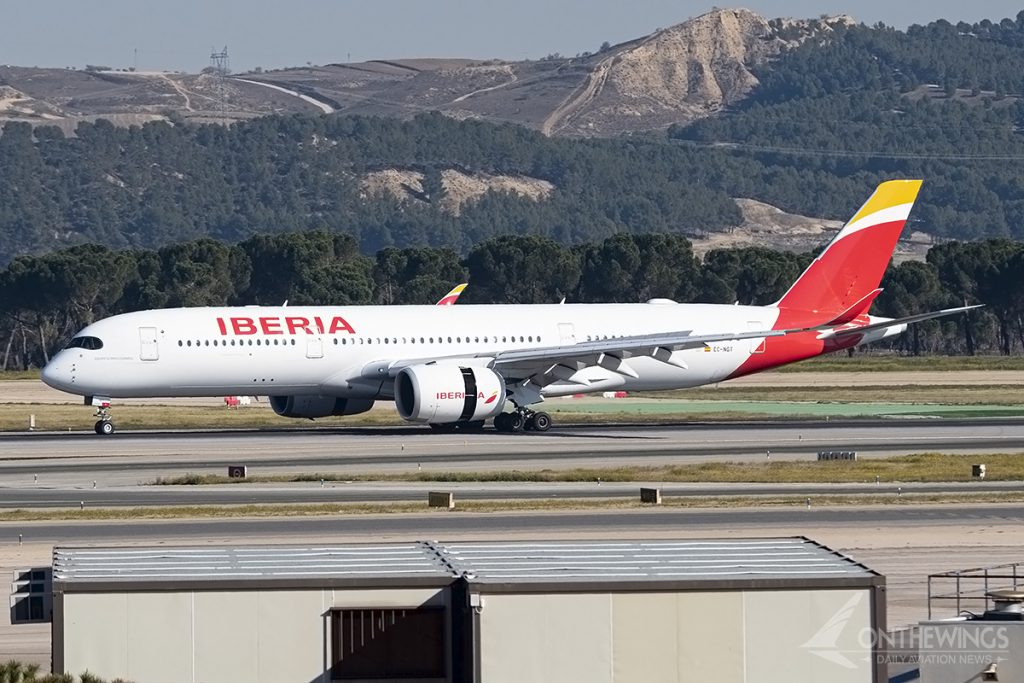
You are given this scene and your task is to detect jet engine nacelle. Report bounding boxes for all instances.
[395,365,506,424]
[269,395,374,419]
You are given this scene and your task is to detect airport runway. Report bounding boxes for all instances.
[3,504,1024,544]
[2,420,1023,478]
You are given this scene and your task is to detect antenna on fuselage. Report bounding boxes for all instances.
[282,300,289,307]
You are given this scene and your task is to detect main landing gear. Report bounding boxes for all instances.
[493,408,551,433]
[92,405,115,435]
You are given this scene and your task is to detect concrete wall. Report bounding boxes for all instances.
[61,584,874,683]
[60,587,446,683]
[478,588,873,683]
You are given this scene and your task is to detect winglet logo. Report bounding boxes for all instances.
[484,391,499,405]
[800,593,865,669]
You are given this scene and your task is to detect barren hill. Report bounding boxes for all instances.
[0,9,850,135]
[541,10,851,135]
[360,168,554,215]
[691,199,931,263]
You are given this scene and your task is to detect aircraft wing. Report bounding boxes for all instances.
[362,305,981,384]
[363,324,807,381]
[487,326,802,382]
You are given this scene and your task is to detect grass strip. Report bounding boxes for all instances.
[150,452,1024,486]
[0,370,40,380]
[774,355,1024,372]
[637,384,1024,404]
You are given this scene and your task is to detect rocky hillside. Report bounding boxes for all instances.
[360,169,554,215]
[0,9,849,136]
[540,10,851,135]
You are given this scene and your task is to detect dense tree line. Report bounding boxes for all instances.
[2,233,1022,370]
[0,114,741,265]
[670,14,1024,240]
[759,15,1024,102]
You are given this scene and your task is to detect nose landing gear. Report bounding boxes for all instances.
[91,401,115,435]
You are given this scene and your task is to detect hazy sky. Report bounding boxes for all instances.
[4,1,1023,73]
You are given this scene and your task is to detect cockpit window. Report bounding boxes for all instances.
[67,336,103,350]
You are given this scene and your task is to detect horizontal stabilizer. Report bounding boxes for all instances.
[825,288,883,326]
[823,305,983,339]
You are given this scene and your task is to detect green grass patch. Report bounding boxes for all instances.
[150,452,1024,486]
[775,355,1024,372]
[638,384,1024,405]
[0,369,41,380]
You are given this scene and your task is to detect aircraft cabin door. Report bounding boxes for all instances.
[558,323,577,345]
[139,327,159,361]
[306,337,324,359]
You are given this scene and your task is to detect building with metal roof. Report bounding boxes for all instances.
[47,537,885,683]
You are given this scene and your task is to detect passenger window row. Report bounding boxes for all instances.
[178,339,297,347]
[331,335,540,346]
[176,335,543,348]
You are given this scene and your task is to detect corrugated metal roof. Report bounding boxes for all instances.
[52,538,875,586]
[440,538,874,583]
[53,544,455,582]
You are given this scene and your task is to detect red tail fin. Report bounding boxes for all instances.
[776,180,922,321]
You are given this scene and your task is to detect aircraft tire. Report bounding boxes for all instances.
[95,420,115,436]
[507,412,525,433]
[493,413,510,432]
[531,412,551,432]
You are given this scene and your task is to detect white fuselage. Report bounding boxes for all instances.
[41,302,789,401]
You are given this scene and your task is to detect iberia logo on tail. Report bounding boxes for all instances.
[436,283,468,306]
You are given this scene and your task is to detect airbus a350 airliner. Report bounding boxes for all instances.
[42,180,975,435]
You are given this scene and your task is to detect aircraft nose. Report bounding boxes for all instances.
[41,358,70,391]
